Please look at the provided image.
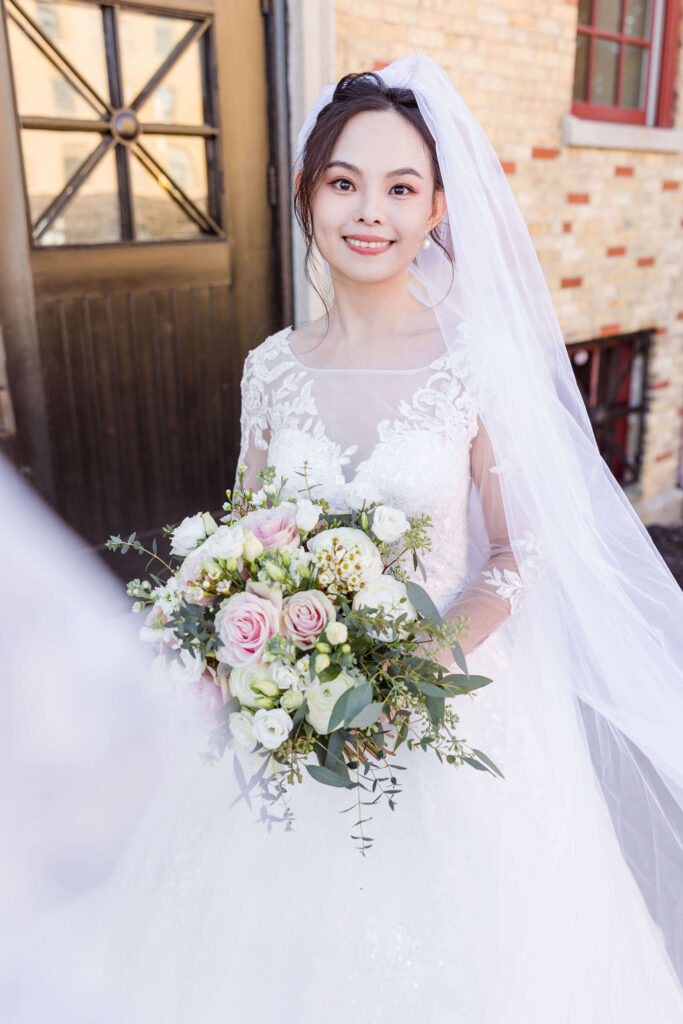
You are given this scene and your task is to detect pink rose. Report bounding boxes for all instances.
[215,581,282,666]
[282,590,336,650]
[180,669,225,728]
[240,504,300,551]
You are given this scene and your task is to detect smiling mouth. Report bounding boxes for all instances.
[342,237,395,251]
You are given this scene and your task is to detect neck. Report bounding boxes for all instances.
[325,270,429,353]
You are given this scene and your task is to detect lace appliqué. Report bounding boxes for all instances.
[482,530,547,614]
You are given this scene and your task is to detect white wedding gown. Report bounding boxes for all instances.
[5,323,683,1023]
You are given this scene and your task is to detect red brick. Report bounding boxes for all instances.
[637,256,655,266]
[651,380,670,389]
[567,193,589,203]
[607,246,626,256]
[532,148,558,159]
[600,324,620,336]
[677,311,683,320]
[662,181,680,190]
[654,451,673,462]
[562,221,572,232]
[561,276,582,288]
[501,161,516,174]
[614,166,634,176]
[653,326,667,335]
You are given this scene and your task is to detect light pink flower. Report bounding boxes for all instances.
[282,590,336,650]
[179,669,225,728]
[215,581,282,666]
[240,504,300,551]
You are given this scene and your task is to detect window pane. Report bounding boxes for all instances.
[578,0,593,27]
[593,38,620,105]
[7,16,106,119]
[130,152,203,241]
[596,0,623,34]
[21,129,103,223]
[138,45,205,126]
[573,33,590,101]
[624,0,651,39]
[118,9,196,106]
[138,135,208,211]
[35,148,120,245]
[18,0,109,106]
[622,44,647,108]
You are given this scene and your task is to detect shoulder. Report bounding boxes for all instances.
[241,325,294,380]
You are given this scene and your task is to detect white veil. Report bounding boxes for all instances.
[294,53,683,977]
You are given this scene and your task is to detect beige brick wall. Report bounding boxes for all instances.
[334,0,683,504]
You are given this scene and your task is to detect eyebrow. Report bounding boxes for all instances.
[325,160,423,179]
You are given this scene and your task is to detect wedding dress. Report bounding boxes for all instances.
[5,321,682,1024]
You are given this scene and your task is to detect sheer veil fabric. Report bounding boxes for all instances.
[295,53,683,975]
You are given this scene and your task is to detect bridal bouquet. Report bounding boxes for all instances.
[107,466,501,853]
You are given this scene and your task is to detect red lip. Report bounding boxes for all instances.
[343,234,395,243]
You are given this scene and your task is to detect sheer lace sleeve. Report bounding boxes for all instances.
[444,414,534,656]
[235,349,271,493]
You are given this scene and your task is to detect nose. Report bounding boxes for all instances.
[352,186,386,225]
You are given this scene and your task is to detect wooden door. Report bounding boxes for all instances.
[0,0,276,548]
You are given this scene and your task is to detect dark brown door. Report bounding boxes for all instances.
[0,0,275,547]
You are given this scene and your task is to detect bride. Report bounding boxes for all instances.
[3,54,683,1023]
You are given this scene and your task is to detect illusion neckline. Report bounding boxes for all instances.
[281,324,450,375]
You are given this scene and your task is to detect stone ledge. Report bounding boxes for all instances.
[561,114,683,155]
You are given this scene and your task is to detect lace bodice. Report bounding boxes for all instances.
[236,324,527,652]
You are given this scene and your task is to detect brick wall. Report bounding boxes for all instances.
[334,0,683,505]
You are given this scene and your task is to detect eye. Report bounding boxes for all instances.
[390,183,416,196]
[330,177,354,191]
[329,177,416,196]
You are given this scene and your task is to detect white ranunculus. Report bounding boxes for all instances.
[229,709,257,753]
[251,707,293,749]
[228,663,275,708]
[270,660,299,691]
[170,513,208,557]
[204,523,246,561]
[307,527,383,594]
[169,646,206,685]
[372,505,409,544]
[295,498,322,532]
[305,669,357,734]
[280,688,304,713]
[352,575,417,637]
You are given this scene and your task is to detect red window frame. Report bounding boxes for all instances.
[572,0,681,127]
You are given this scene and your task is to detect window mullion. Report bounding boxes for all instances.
[102,3,135,241]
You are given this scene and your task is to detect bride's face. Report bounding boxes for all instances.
[309,109,446,284]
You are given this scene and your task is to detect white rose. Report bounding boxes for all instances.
[251,707,294,749]
[326,621,348,645]
[371,505,409,544]
[352,575,417,638]
[305,669,357,734]
[270,660,299,690]
[170,513,207,557]
[205,523,245,561]
[280,688,304,713]
[343,479,380,511]
[169,646,206,685]
[229,709,257,753]
[307,527,383,594]
[295,498,322,532]
[229,663,276,708]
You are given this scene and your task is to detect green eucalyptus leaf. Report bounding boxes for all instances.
[305,764,354,788]
[450,641,468,674]
[328,687,354,733]
[443,673,493,693]
[342,681,374,726]
[404,581,443,624]
[463,756,489,772]
[347,702,383,730]
[470,747,505,779]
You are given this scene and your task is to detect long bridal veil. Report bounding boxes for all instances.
[296,53,683,978]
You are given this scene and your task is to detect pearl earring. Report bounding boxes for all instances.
[422,232,431,249]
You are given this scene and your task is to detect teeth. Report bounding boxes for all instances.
[344,237,392,249]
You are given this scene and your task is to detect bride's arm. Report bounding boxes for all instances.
[234,350,270,494]
[441,414,529,659]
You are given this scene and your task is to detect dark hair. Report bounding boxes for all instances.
[293,70,454,330]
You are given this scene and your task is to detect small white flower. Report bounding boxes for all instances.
[295,498,322,532]
[170,513,207,557]
[280,688,304,713]
[270,660,299,691]
[229,709,257,753]
[326,621,348,645]
[371,505,409,544]
[251,707,293,749]
[251,489,267,506]
[242,529,264,562]
[154,577,182,614]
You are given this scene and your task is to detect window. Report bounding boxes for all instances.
[571,0,680,127]
[5,0,222,247]
[567,331,651,486]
